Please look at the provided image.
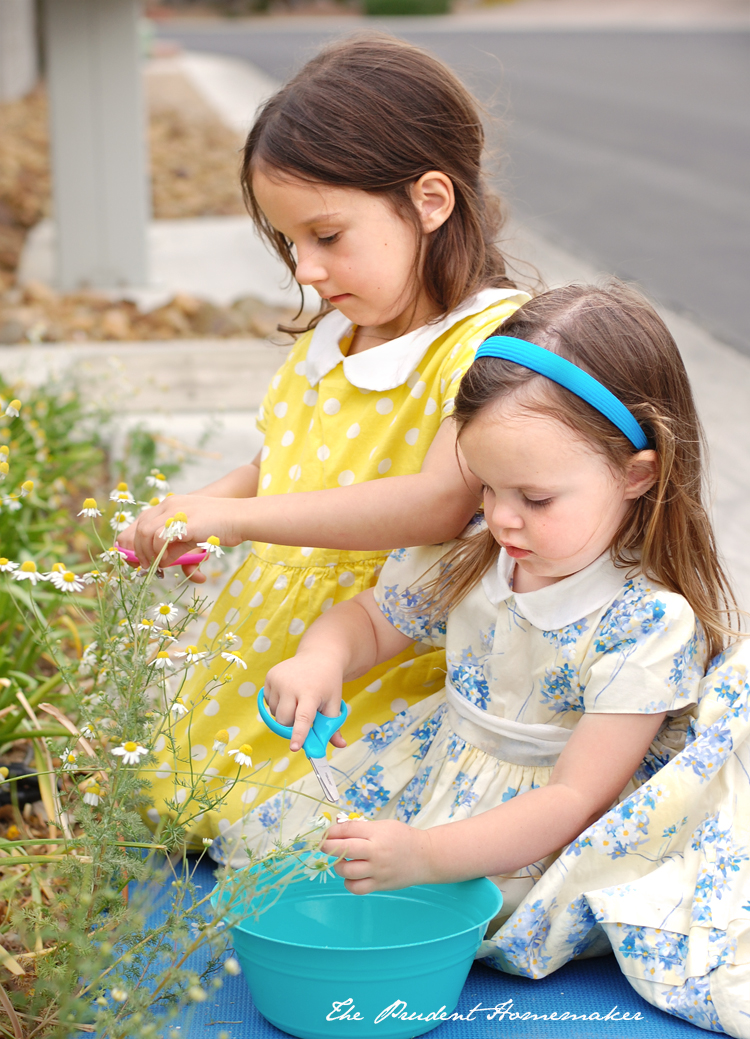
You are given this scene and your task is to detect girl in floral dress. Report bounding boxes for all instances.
[120,35,529,843]
[220,283,750,1036]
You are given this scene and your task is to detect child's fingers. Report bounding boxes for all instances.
[290,706,318,751]
[182,563,206,584]
[330,732,347,748]
[321,836,373,866]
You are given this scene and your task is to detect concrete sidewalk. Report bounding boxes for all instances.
[10,45,750,611]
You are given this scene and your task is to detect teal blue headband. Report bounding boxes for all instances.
[474,336,649,451]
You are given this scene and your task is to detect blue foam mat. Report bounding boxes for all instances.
[136,859,726,1039]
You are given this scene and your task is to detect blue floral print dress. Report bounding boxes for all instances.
[214,537,750,1037]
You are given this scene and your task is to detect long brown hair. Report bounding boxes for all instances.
[428,281,738,660]
[241,33,515,329]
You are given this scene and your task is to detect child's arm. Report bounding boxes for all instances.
[187,455,261,499]
[124,419,481,569]
[263,588,415,752]
[321,710,667,893]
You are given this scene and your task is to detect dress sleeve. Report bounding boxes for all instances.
[580,578,706,715]
[373,543,451,648]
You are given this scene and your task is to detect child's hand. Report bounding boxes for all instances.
[264,654,347,753]
[321,818,434,893]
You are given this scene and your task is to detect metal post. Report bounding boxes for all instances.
[0,0,38,102]
[42,0,149,290]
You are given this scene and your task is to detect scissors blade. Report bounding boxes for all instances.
[310,757,339,803]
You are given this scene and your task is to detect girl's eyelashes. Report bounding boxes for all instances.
[316,232,340,245]
[523,495,553,509]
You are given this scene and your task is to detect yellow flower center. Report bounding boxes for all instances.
[62,572,76,583]
[207,536,220,546]
[123,742,137,753]
[238,744,253,756]
[214,729,229,743]
[154,473,165,481]
[116,482,128,492]
[0,446,8,456]
[83,498,97,509]
[21,480,33,492]
[149,497,160,507]
[20,561,36,572]
[158,605,171,615]
[65,754,76,763]
[0,462,8,474]
[174,511,188,523]
[156,651,169,659]
[0,559,7,566]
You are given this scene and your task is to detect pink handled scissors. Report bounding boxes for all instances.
[115,543,208,568]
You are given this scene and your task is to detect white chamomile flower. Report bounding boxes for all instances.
[221,651,247,670]
[99,548,122,565]
[0,558,18,573]
[202,837,214,847]
[197,535,224,558]
[159,511,188,541]
[5,399,21,418]
[212,729,229,754]
[20,481,33,498]
[0,461,8,481]
[170,696,188,717]
[156,628,178,643]
[151,650,173,671]
[13,560,44,584]
[48,569,85,593]
[129,565,147,582]
[227,744,253,768]
[337,811,365,824]
[304,854,335,883]
[138,617,156,633]
[109,510,134,533]
[83,781,102,806]
[177,644,207,664]
[223,958,241,976]
[78,498,101,518]
[109,482,135,505]
[223,631,239,647]
[60,747,78,771]
[146,470,169,491]
[110,987,128,1003]
[111,741,149,766]
[314,810,333,828]
[152,602,179,623]
[80,641,98,666]
[81,570,105,585]
[2,497,21,512]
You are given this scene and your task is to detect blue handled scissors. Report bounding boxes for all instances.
[257,688,349,803]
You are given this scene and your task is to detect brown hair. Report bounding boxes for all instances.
[426,281,738,660]
[241,33,515,329]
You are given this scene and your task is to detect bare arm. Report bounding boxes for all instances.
[322,710,667,892]
[263,588,414,752]
[123,419,481,569]
[190,455,261,498]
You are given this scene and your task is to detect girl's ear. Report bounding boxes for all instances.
[409,171,455,234]
[624,450,659,500]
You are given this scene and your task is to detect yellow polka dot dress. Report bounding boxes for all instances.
[147,289,529,845]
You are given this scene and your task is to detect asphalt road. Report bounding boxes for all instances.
[157,21,750,355]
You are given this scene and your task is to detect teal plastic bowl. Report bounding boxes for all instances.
[211,857,502,1039]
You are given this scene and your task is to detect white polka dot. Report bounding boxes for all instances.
[205,767,219,777]
[300,546,314,557]
[289,618,305,635]
[440,379,446,394]
[405,428,420,446]
[272,757,289,773]
[425,397,437,415]
[203,700,220,716]
[253,635,272,653]
[225,607,240,625]
[249,591,263,608]
[317,445,330,461]
[155,760,172,779]
[261,473,272,489]
[391,698,408,714]
[272,374,282,389]
[375,398,393,415]
[147,808,160,823]
[238,681,256,698]
[309,418,314,432]
[406,371,421,389]
[241,787,258,805]
[321,597,334,612]
[218,818,232,834]
[274,574,288,591]
[250,567,261,582]
[281,430,295,447]
[256,618,269,634]
[323,398,341,415]
[175,788,188,804]
[154,734,166,753]
[229,579,243,598]
[346,423,360,439]
[338,470,355,486]
[304,574,316,589]
[410,380,426,399]
[289,464,302,481]
[191,744,207,761]
[338,571,356,587]
[205,621,220,640]
[273,402,288,418]
[294,360,306,376]
[228,726,240,741]
[303,389,318,406]
[377,458,392,475]
[399,659,414,669]
[260,445,270,462]
[365,679,382,693]
[450,368,462,383]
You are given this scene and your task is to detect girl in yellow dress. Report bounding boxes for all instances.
[121,35,530,845]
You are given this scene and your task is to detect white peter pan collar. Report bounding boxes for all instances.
[303,288,528,391]
[482,549,629,631]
